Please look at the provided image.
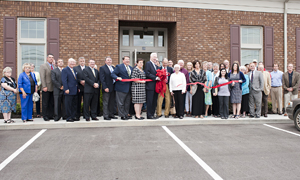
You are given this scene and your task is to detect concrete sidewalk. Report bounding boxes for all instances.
[0,114,292,130]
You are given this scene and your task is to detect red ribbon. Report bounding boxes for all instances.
[116,78,153,82]
[183,80,240,89]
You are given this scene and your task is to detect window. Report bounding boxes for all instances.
[133,30,154,47]
[241,26,263,65]
[122,30,129,46]
[18,18,47,74]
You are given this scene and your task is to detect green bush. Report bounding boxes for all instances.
[12,103,21,115]
[268,101,272,111]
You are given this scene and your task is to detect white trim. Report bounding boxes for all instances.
[5,0,300,14]
[17,18,47,76]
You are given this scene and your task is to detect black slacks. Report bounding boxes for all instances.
[84,93,99,119]
[173,90,185,117]
[102,91,115,118]
[219,96,229,118]
[53,93,66,121]
[65,95,77,120]
[212,95,219,116]
[42,91,54,120]
[146,90,158,118]
[76,91,84,119]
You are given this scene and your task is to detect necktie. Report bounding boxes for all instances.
[126,66,130,77]
[92,68,95,77]
[251,71,253,83]
[51,65,53,70]
[71,68,76,79]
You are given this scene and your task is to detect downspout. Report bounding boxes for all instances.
[284,0,289,72]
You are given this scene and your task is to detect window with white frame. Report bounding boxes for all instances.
[18,18,47,75]
[241,26,263,66]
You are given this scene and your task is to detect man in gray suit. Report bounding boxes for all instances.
[248,62,264,118]
[51,59,66,121]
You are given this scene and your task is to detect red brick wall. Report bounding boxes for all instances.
[0,1,293,74]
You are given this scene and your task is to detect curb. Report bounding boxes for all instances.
[0,117,292,130]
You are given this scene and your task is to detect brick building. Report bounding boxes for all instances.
[1,0,300,79]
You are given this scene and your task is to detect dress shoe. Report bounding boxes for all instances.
[279,113,282,115]
[92,117,99,121]
[86,118,90,121]
[126,116,132,119]
[104,117,111,120]
[221,117,225,119]
[121,117,128,120]
[179,116,183,119]
[255,115,260,118]
[54,119,60,122]
[249,115,255,118]
[157,115,162,118]
[284,113,288,116]
[175,116,179,118]
[109,116,118,119]
[264,114,268,117]
[73,118,80,121]
[26,119,34,121]
[66,119,74,122]
[63,117,67,120]
[165,115,169,118]
[147,116,157,119]
[44,118,49,121]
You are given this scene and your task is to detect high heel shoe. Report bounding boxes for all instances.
[134,116,143,120]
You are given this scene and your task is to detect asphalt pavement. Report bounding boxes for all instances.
[1,123,300,180]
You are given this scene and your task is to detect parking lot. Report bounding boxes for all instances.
[1,122,300,180]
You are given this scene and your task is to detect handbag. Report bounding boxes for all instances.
[32,92,40,102]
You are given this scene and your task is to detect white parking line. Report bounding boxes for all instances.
[0,129,47,171]
[162,126,223,180]
[263,124,300,137]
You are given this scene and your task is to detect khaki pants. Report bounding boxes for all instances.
[284,91,298,112]
[271,87,282,113]
[156,85,171,116]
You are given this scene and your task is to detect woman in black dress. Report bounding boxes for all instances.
[189,60,207,119]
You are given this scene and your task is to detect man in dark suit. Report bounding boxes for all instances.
[100,56,117,120]
[111,56,133,120]
[51,58,66,121]
[83,59,100,121]
[73,57,85,120]
[61,58,79,122]
[156,58,173,118]
[145,53,160,119]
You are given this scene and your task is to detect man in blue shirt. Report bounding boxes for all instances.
[270,63,283,115]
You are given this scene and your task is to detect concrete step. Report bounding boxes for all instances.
[0,115,292,130]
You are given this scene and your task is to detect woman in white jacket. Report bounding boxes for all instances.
[169,64,186,119]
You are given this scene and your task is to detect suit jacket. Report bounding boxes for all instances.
[159,66,173,84]
[83,67,100,94]
[51,67,63,96]
[61,67,78,96]
[111,63,133,93]
[39,62,55,91]
[18,72,37,94]
[262,71,271,95]
[248,70,264,92]
[282,71,300,95]
[73,65,85,92]
[145,61,158,90]
[100,64,115,92]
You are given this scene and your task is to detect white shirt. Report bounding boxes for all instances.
[81,65,85,70]
[169,72,186,93]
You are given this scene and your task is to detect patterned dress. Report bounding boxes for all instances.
[131,67,146,104]
[0,77,17,113]
[229,73,242,103]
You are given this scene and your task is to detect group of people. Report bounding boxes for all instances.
[0,52,299,123]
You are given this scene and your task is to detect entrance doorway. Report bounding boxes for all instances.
[119,26,168,66]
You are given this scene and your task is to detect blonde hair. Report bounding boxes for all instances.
[3,67,12,76]
[22,63,31,72]
[186,62,193,71]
